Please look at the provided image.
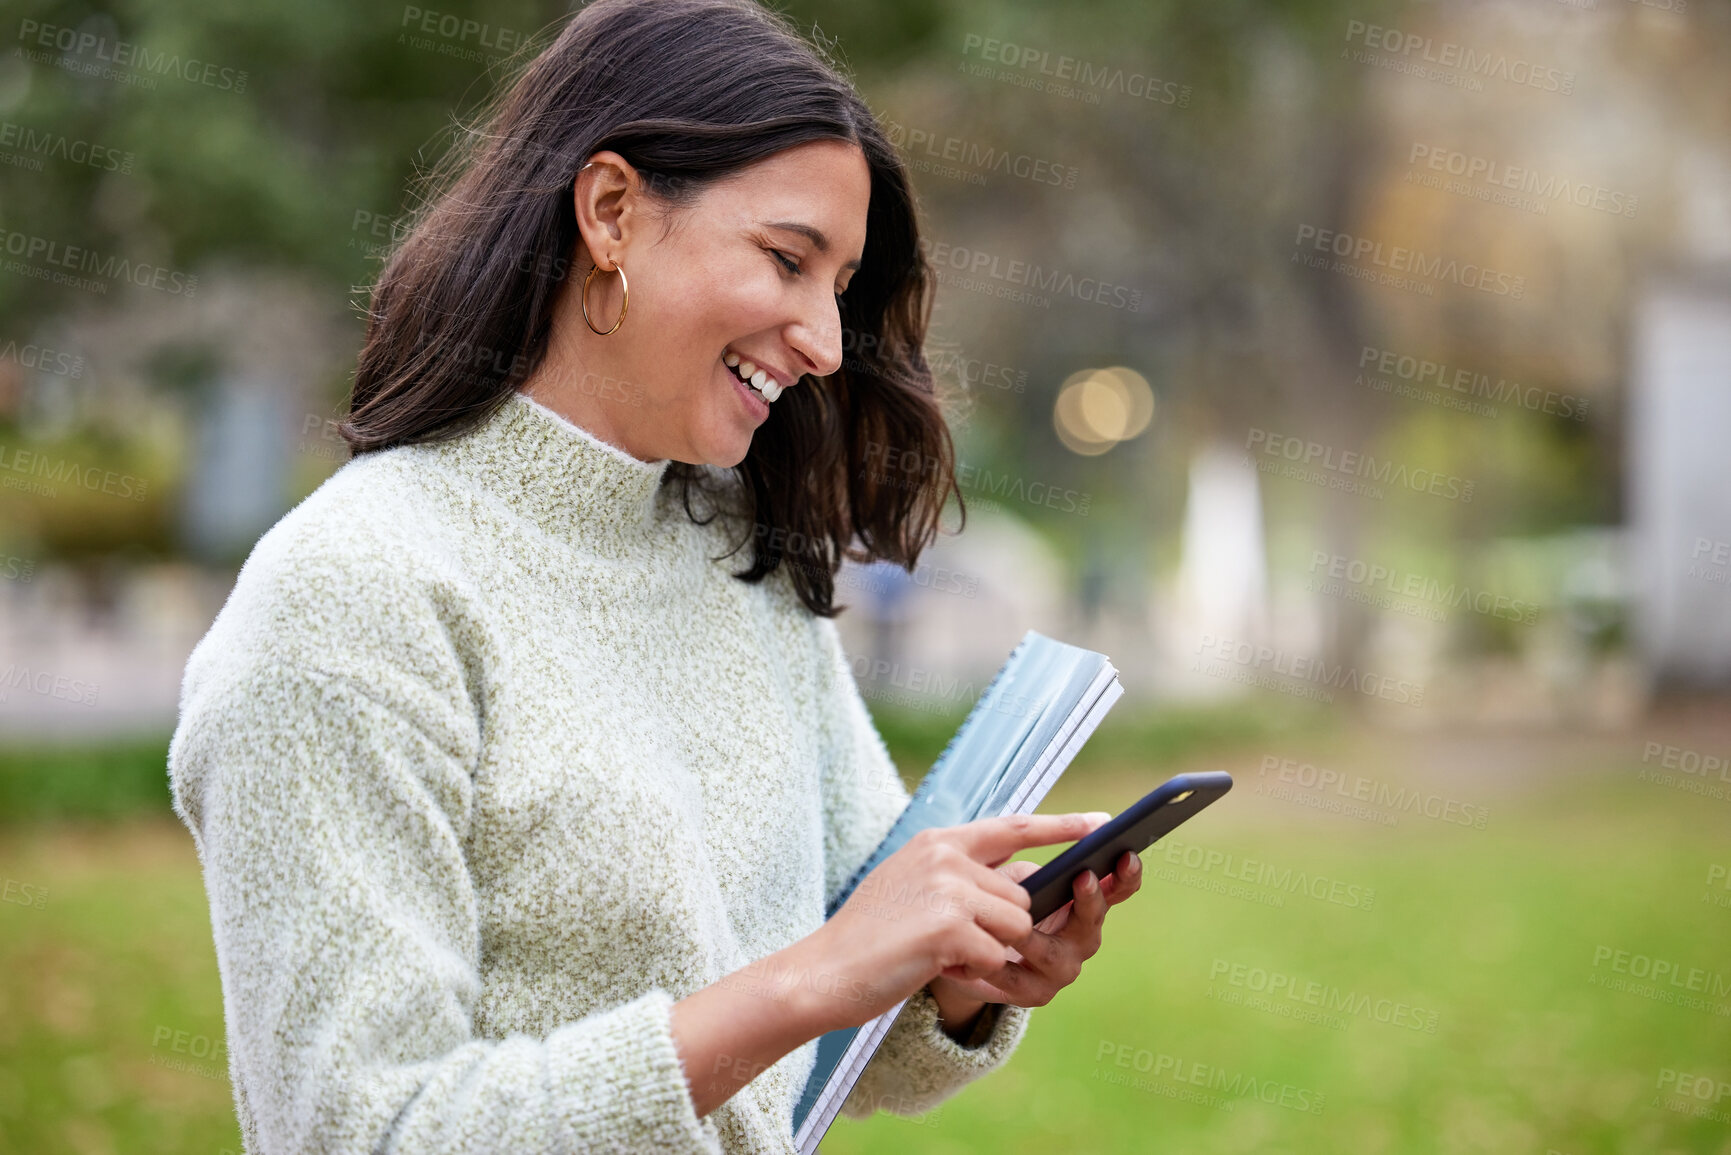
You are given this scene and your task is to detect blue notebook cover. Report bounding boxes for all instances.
[791,628,1120,1145]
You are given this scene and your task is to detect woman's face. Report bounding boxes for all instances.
[542,138,871,468]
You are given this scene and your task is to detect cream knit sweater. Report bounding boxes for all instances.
[168,390,1031,1154]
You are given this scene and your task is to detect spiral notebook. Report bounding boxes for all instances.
[791,628,1124,1152]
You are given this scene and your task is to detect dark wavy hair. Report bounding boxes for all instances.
[340,0,966,618]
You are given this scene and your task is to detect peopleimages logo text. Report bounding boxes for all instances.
[1358,345,1587,420]
[879,118,1079,189]
[1155,836,1376,909]
[1343,21,1574,94]
[0,445,149,500]
[0,664,99,707]
[1208,958,1440,1032]
[1092,1040,1325,1114]
[1407,145,1636,217]
[1195,633,1424,707]
[917,238,1142,312]
[0,338,83,378]
[1247,428,1475,503]
[1258,754,1490,829]
[16,20,249,91]
[1295,225,1525,298]
[1308,550,1539,625]
[0,229,197,297]
[0,121,134,173]
[1591,945,1731,999]
[961,35,1191,106]
[399,7,533,53]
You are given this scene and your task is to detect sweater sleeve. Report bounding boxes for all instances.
[168,547,724,1154]
[807,614,1032,1121]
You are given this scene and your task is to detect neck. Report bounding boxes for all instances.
[521,319,662,464]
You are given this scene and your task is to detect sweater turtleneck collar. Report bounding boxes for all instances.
[421,390,675,551]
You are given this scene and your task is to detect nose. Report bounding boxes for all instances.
[788,290,844,380]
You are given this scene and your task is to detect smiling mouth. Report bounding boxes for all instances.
[724,350,784,403]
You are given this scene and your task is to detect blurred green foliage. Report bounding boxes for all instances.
[0,736,172,821]
[1,0,561,327]
[872,697,1329,783]
[1,0,1378,327]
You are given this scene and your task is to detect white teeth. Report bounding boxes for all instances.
[725,352,787,404]
[726,357,775,404]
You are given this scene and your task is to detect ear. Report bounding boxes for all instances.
[573,150,643,271]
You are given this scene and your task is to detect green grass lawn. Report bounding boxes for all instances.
[0,820,241,1155]
[1,705,1727,1154]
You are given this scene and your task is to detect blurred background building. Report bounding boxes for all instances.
[0,0,1724,734]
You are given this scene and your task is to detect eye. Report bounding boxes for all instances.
[771,249,802,275]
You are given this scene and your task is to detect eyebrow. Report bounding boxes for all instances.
[760,219,862,272]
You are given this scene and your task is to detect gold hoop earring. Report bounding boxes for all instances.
[582,259,628,336]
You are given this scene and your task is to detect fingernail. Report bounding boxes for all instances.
[1130,852,1141,872]
[1080,871,1095,891]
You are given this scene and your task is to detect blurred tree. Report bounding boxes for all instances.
[1,0,1727,673]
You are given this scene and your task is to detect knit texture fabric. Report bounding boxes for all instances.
[168,390,1031,1154]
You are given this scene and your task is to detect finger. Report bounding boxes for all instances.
[1001,859,1081,930]
[1067,868,1110,934]
[956,954,1043,1005]
[940,923,1023,983]
[1033,901,1073,936]
[1099,850,1142,903]
[937,970,1018,1005]
[1011,924,1070,975]
[986,932,1073,1005]
[955,888,1037,948]
[949,812,1111,869]
[1000,877,1116,996]
[963,858,1035,912]
[1103,850,1143,905]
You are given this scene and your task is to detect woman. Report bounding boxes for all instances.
[168,1,1143,1150]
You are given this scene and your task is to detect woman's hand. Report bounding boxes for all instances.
[925,848,1143,1029]
[793,812,1113,1034]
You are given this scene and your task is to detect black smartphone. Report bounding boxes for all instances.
[1019,771,1234,923]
